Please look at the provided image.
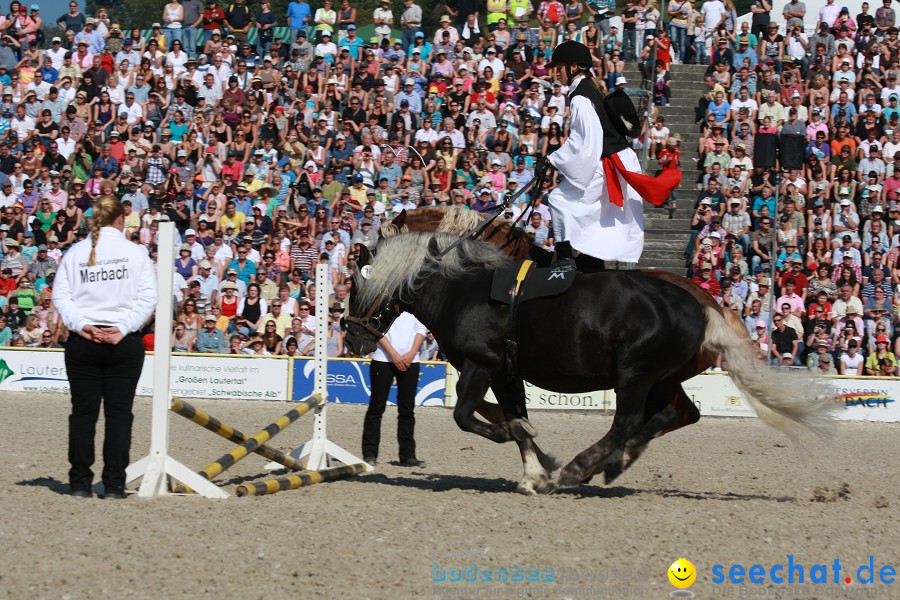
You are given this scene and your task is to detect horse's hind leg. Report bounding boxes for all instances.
[552,379,651,492]
[601,383,700,484]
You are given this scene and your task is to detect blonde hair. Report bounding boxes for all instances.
[88,195,125,267]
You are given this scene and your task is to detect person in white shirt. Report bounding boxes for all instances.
[466,102,498,129]
[701,0,727,31]
[117,93,145,126]
[52,195,157,499]
[414,119,440,145]
[817,0,840,26]
[315,32,338,60]
[840,340,864,375]
[47,37,68,69]
[373,0,394,42]
[25,72,52,101]
[361,311,427,467]
[477,47,506,77]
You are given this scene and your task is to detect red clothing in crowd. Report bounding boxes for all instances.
[691,274,722,297]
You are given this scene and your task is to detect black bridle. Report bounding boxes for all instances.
[343,291,396,340]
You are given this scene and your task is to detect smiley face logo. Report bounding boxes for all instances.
[668,558,697,589]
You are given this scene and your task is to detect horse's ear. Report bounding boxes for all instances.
[427,236,442,258]
[356,244,371,268]
[393,209,408,229]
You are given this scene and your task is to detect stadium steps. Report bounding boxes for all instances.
[615,63,708,275]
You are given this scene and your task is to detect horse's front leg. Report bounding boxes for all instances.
[489,378,559,495]
[453,364,529,443]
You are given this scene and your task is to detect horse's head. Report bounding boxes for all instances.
[343,263,402,356]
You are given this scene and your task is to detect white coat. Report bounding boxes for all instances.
[53,226,158,335]
[548,76,645,263]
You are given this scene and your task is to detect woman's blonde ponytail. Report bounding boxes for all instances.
[87,195,125,267]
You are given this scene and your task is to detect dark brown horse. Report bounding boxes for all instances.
[383,207,746,486]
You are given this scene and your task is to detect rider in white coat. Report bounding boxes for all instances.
[547,41,679,270]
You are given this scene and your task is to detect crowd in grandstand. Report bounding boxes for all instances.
[0,0,894,376]
[688,0,900,375]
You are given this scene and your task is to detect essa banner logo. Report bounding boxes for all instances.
[292,358,447,405]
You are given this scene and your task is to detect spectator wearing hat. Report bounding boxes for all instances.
[372,0,394,43]
[1,239,27,277]
[196,312,226,353]
[865,335,897,374]
[74,17,105,54]
[809,347,837,374]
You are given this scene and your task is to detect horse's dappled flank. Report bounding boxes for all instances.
[357,232,513,308]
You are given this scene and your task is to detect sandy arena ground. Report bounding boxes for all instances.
[1,392,897,600]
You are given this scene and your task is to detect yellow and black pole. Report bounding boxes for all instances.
[235,463,367,497]
[197,393,323,481]
[171,397,304,468]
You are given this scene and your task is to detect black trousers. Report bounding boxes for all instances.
[362,360,419,461]
[65,333,145,492]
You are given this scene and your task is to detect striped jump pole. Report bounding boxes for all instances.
[169,397,308,494]
[197,393,323,482]
[171,397,304,471]
[235,463,367,497]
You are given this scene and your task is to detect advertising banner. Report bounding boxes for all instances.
[446,369,612,411]
[0,350,291,400]
[0,349,70,394]
[291,357,448,406]
[829,378,900,422]
[681,373,758,418]
[2,348,897,421]
[680,373,900,422]
[136,354,290,400]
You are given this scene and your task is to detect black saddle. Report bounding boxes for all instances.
[490,260,575,305]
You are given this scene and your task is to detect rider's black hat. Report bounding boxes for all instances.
[547,41,593,69]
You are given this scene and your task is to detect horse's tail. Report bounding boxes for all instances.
[701,306,836,444]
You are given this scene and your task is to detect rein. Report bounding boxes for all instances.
[437,152,550,260]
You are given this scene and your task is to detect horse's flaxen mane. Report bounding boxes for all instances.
[436,205,484,234]
[357,232,512,308]
[381,206,534,259]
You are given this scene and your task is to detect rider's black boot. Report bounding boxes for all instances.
[553,241,576,272]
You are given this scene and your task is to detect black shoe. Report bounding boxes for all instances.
[398,458,426,467]
[364,456,377,466]
[100,489,127,500]
[69,488,93,498]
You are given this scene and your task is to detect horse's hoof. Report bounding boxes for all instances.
[555,468,585,490]
[603,466,622,485]
[517,475,555,495]
[516,480,539,495]
[509,418,536,441]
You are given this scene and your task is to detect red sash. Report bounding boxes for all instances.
[602,153,682,207]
